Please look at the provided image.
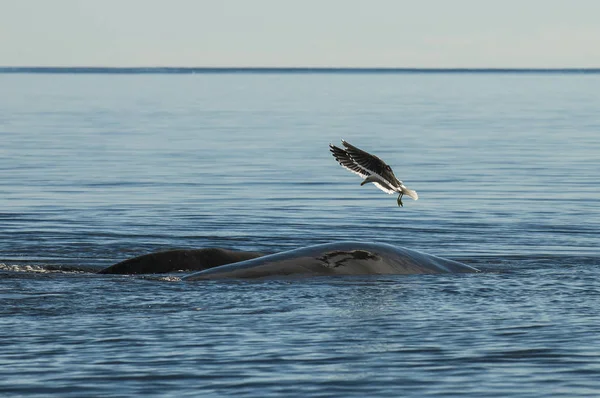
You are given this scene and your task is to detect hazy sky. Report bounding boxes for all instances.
[1,0,599,67]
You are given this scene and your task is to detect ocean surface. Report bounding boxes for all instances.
[1,71,599,397]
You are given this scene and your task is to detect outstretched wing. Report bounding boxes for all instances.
[329,144,370,179]
[329,141,397,194]
[341,140,402,188]
[340,140,391,179]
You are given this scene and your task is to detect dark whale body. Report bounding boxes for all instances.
[98,248,264,274]
[182,242,479,280]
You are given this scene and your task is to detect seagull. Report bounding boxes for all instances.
[329,139,418,207]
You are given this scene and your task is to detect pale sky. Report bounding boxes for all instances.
[1,0,599,68]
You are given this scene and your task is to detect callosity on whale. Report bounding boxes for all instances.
[182,242,479,280]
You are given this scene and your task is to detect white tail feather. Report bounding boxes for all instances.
[402,187,419,200]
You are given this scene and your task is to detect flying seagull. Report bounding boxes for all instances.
[329,139,418,207]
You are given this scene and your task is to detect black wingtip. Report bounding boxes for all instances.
[329,145,346,158]
[341,139,353,149]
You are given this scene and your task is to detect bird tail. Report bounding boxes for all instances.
[401,186,419,200]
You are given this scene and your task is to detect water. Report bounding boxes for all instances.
[1,71,599,397]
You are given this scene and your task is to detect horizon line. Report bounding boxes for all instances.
[1,66,600,74]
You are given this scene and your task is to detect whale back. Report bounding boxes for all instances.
[183,242,479,280]
[98,248,264,274]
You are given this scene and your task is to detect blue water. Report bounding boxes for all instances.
[1,72,599,397]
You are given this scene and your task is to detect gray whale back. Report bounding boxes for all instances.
[183,242,479,280]
[98,248,264,274]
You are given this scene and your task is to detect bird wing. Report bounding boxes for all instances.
[340,140,389,177]
[329,142,397,194]
[341,140,402,189]
[329,144,370,179]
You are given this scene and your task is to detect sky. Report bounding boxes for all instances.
[1,0,599,68]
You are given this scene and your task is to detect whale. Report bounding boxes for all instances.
[182,242,479,280]
[98,248,265,274]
